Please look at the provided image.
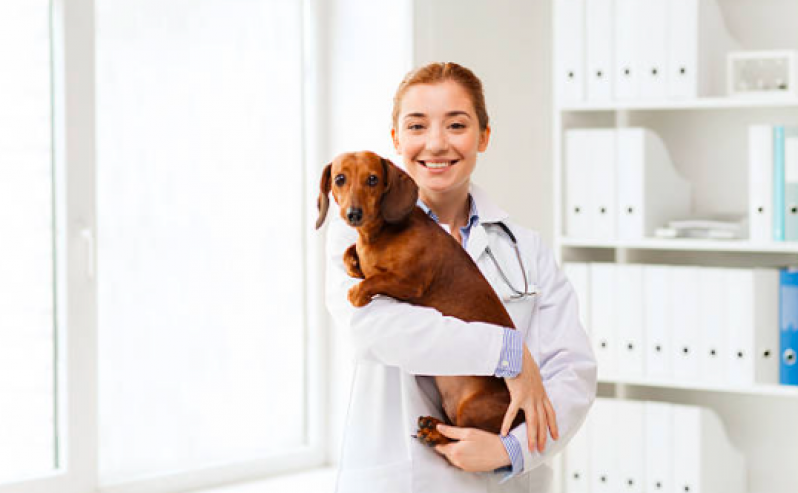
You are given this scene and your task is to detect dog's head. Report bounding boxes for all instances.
[316,151,419,230]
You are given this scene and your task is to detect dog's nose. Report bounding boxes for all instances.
[347,207,363,225]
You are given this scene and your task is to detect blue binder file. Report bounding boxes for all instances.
[779,269,798,385]
[774,126,786,241]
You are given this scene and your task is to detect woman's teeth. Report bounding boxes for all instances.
[423,161,456,169]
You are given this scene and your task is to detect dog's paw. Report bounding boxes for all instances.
[415,416,452,446]
[347,285,371,307]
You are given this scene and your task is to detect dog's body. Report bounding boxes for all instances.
[317,151,522,445]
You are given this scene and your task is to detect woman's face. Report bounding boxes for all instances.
[392,80,490,198]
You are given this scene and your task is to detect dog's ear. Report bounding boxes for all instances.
[316,163,333,229]
[381,158,419,224]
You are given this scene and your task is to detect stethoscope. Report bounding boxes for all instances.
[483,221,539,300]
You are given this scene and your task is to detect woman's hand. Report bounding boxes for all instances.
[502,344,558,453]
[433,424,511,472]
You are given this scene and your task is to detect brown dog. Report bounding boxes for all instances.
[317,150,524,446]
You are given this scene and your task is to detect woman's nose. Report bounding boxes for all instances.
[425,127,448,152]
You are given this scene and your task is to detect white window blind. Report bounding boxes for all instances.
[0,1,57,484]
[96,0,307,484]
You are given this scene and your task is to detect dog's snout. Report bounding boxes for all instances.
[347,207,363,225]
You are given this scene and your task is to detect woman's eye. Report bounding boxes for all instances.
[408,124,424,131]
[449,122,466,130]
[334,174,346,186]
[367,175,379,187]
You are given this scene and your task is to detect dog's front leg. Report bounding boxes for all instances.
[348,273,426,307]
[343,244,365,279]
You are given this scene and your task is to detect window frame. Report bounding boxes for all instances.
[0,0,326,492]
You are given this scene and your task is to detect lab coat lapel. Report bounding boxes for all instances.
[466,224,489,262]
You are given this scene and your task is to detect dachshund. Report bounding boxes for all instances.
[316,150,524,446]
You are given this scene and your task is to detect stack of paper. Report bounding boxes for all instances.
[654,216,748,240]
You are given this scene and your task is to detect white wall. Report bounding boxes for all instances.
[414,0,554,243]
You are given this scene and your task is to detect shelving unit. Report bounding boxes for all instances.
[553,1,798,493]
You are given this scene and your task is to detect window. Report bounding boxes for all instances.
[0,0,57,484]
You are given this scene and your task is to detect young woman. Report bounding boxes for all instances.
[325,62,596,493]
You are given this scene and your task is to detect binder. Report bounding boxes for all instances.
[617,264,644,379]
[748,125,774,243]
[638,0,669,99]
[616,128,691,240]
[564,412,591,493]
[565,130,594,239]
[644,402,673,493]
[671,266,700,381]
[774,126,786,241]
[564,262,591,333]
[590,263,617,380]
[725,268,780,386]
[590,399,619,493]
[616,400,645,493]
[667,0,740,98]
[585,0,613,101]
[643,265,673,379]
[613,0,641,100]
[784,128,798,241]
[555,0,585,103]
[672,405,746,493]
[697,267,728,384]
[779,269,798,386]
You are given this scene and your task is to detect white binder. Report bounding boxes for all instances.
[671,266,700,380]
[585,0,613,101]
[590,130,617,240]
[590,263,617,380]
[667,0,739,98]
[564,413,591,493]
[638,0,669,99]
[616,128,691,240]
[749,125,774,243]
[616,400,645,493]
[617,264,645,379]
[565,130,594,239]
[725,268,780,386]
[672,405,746,493]
[590,399,619,493]
[613,0,641,100]
[564,262,591,333]
[644,264,673,379]
[555,0,585,103]
[697,267,728,384]
[644,401,673,493]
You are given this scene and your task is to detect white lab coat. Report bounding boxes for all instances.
[324,183,597,493]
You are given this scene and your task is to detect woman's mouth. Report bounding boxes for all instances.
[419,160,458,169]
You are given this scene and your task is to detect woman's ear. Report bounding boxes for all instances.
[381,158,418,224]
[391,128,401,154]
[478,125,491,152]
[315,163,333,229]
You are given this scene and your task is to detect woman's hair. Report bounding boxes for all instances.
[392,62,490,132]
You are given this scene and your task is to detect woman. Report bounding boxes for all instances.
[325,62,596,493]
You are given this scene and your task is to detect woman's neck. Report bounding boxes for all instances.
[420,188,471,229]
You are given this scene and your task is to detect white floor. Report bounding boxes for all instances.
[196,467,337,493]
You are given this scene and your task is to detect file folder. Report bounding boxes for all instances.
[774,126,786,241]
[590,399,619,493]
[555,0,585,103]
[779,268,798,385]
[784,128,798,241]
[697,267,728,384]
[643,265,673,379]
[617,264,644,379]
[616,400,645,493]
[565,130,594,239]
[564,413,591,493]
[748,125,774,243]
[590,263,617,380]
[613,0,641,100]
[671,266,700,381]
[564,262,591,333]
[726,268,779,386]
[638,0,669,99]
[585,0,613,101]
[565,129,616,240]
[644,402,673,493]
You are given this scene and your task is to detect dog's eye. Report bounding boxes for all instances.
[334,174,346,186]
[367,175,379,187]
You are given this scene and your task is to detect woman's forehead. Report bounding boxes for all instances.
[400,81,476,118]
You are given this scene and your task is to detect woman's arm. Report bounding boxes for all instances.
[325,212,508,376]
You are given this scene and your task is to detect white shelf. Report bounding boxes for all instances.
[558,237,798,254]
[559,96,798,112]
[600,377,798,398]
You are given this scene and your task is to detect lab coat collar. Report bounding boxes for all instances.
[466,183,510,261]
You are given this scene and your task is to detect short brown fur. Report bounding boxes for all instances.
[317,151,523,445]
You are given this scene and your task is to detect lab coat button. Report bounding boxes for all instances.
[502,360,509,367]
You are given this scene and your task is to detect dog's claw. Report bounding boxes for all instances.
[415,415,452,446]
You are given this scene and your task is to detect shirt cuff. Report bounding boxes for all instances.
[496,433,524,482]
[494,328,523,377]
